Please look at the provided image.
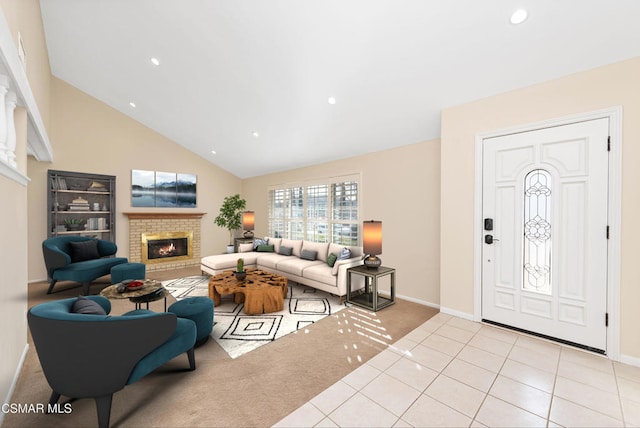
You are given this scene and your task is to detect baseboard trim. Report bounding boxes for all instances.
[439,306,475,321]
[619,353,640,368]
[393,292,439,309]
[0,343,29,426]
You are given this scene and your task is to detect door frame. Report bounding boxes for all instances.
[473,107,622,359]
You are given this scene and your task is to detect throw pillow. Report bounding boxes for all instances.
[337,247,352,260]
[300,249,317,261]
[71,296,107,315]
[238,243,254,253]
[257,244,274,252]
[327,253,338,267]
[69,240,100,263]
[278,246,293,256]
[253,238,269,250]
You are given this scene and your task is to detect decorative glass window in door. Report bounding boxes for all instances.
[523,169,552,294]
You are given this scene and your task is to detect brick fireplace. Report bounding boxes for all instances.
[125,212,205,272]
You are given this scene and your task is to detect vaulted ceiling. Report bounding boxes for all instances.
[39,1,640,178]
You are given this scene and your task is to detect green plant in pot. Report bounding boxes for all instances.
[235,257,246,281]
[214,194,246,253]
[64,218,86,231]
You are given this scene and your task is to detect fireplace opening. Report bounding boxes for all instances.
[142,231,193,264]
[148,238,188,259]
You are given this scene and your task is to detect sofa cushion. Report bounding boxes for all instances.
[301,241,330,262]
[327,253,338,267]
[276,257,323,276]
[300,249,317,261]
[253,237,269,250]
[265,237,282,253]
[255,253,289,269]
[71,296,107,315]
[338,247,352,260]
[280,239,302,257]
[69,239,100,263]
[52,257,129,283]
[303,263,338,287]
[201,253,258,271]
[238,243,254,253]
[256,244,274,252]
[278,246,293,256]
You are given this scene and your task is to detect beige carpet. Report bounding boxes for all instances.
[4,267,438,428]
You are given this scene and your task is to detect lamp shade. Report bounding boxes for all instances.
[242,211,255,230]
[363,220,382,255]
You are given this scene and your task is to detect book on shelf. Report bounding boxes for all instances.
[86,218,108,231]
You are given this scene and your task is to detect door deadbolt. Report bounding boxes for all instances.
[484,218,493,231]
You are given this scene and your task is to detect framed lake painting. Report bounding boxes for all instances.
[131,170,197,208]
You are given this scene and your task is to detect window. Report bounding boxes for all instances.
[523,169,552,294]
[268,175,359,245]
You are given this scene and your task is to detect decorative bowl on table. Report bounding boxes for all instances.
[123,280,145,290]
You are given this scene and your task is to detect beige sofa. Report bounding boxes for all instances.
[200,237,364,298]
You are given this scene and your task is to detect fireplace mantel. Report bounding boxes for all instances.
[124,212,206,220]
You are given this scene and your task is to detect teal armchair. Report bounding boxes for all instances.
[42,236,128,294]
[28,296,196,428]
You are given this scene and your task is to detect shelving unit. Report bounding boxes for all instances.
[47,169,116,241]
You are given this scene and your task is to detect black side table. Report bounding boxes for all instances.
[346,265,396,311]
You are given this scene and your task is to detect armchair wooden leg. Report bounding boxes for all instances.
[46,391,61,413]
[46,280,58,294]
[95,394,113,428]
[82,282,91,296]
[187,347,196,370]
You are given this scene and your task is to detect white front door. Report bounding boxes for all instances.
[481,118,609,352]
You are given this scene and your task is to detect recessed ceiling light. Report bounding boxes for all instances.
[150,57,160,66]
[328,96,336,105]
[129,101,136,108]
[211,150,217,155]
[510,9,528,25]
[252,131,260,138]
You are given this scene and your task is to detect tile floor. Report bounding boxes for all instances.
[274,312,640,427]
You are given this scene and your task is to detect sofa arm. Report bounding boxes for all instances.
[335,258,365,296]
[97,239,118,257]
[42,242,71,278]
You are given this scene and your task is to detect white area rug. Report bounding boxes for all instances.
[163,275,347,359]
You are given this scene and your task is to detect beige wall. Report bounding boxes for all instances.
[27,78,242,281]
[0,0,50,411]
[243,139,441,305]
[440,57,640,359]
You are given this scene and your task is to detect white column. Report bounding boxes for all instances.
[0,74,8,164]
[5,91,16,167]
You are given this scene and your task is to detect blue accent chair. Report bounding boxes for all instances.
[28,296,196,428]
[42,236,128,294]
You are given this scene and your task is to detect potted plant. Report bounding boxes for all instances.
[214,194,247,253]
[64,218,86,231]
[235,258,246,281]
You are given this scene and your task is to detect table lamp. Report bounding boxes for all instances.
[363,220,382,269]
[242,211,255,239]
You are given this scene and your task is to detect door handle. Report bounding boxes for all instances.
[485,234,500,244]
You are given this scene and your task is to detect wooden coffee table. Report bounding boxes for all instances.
[208,268,288,315]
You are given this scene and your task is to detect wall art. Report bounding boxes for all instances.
[131,169,197,207]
